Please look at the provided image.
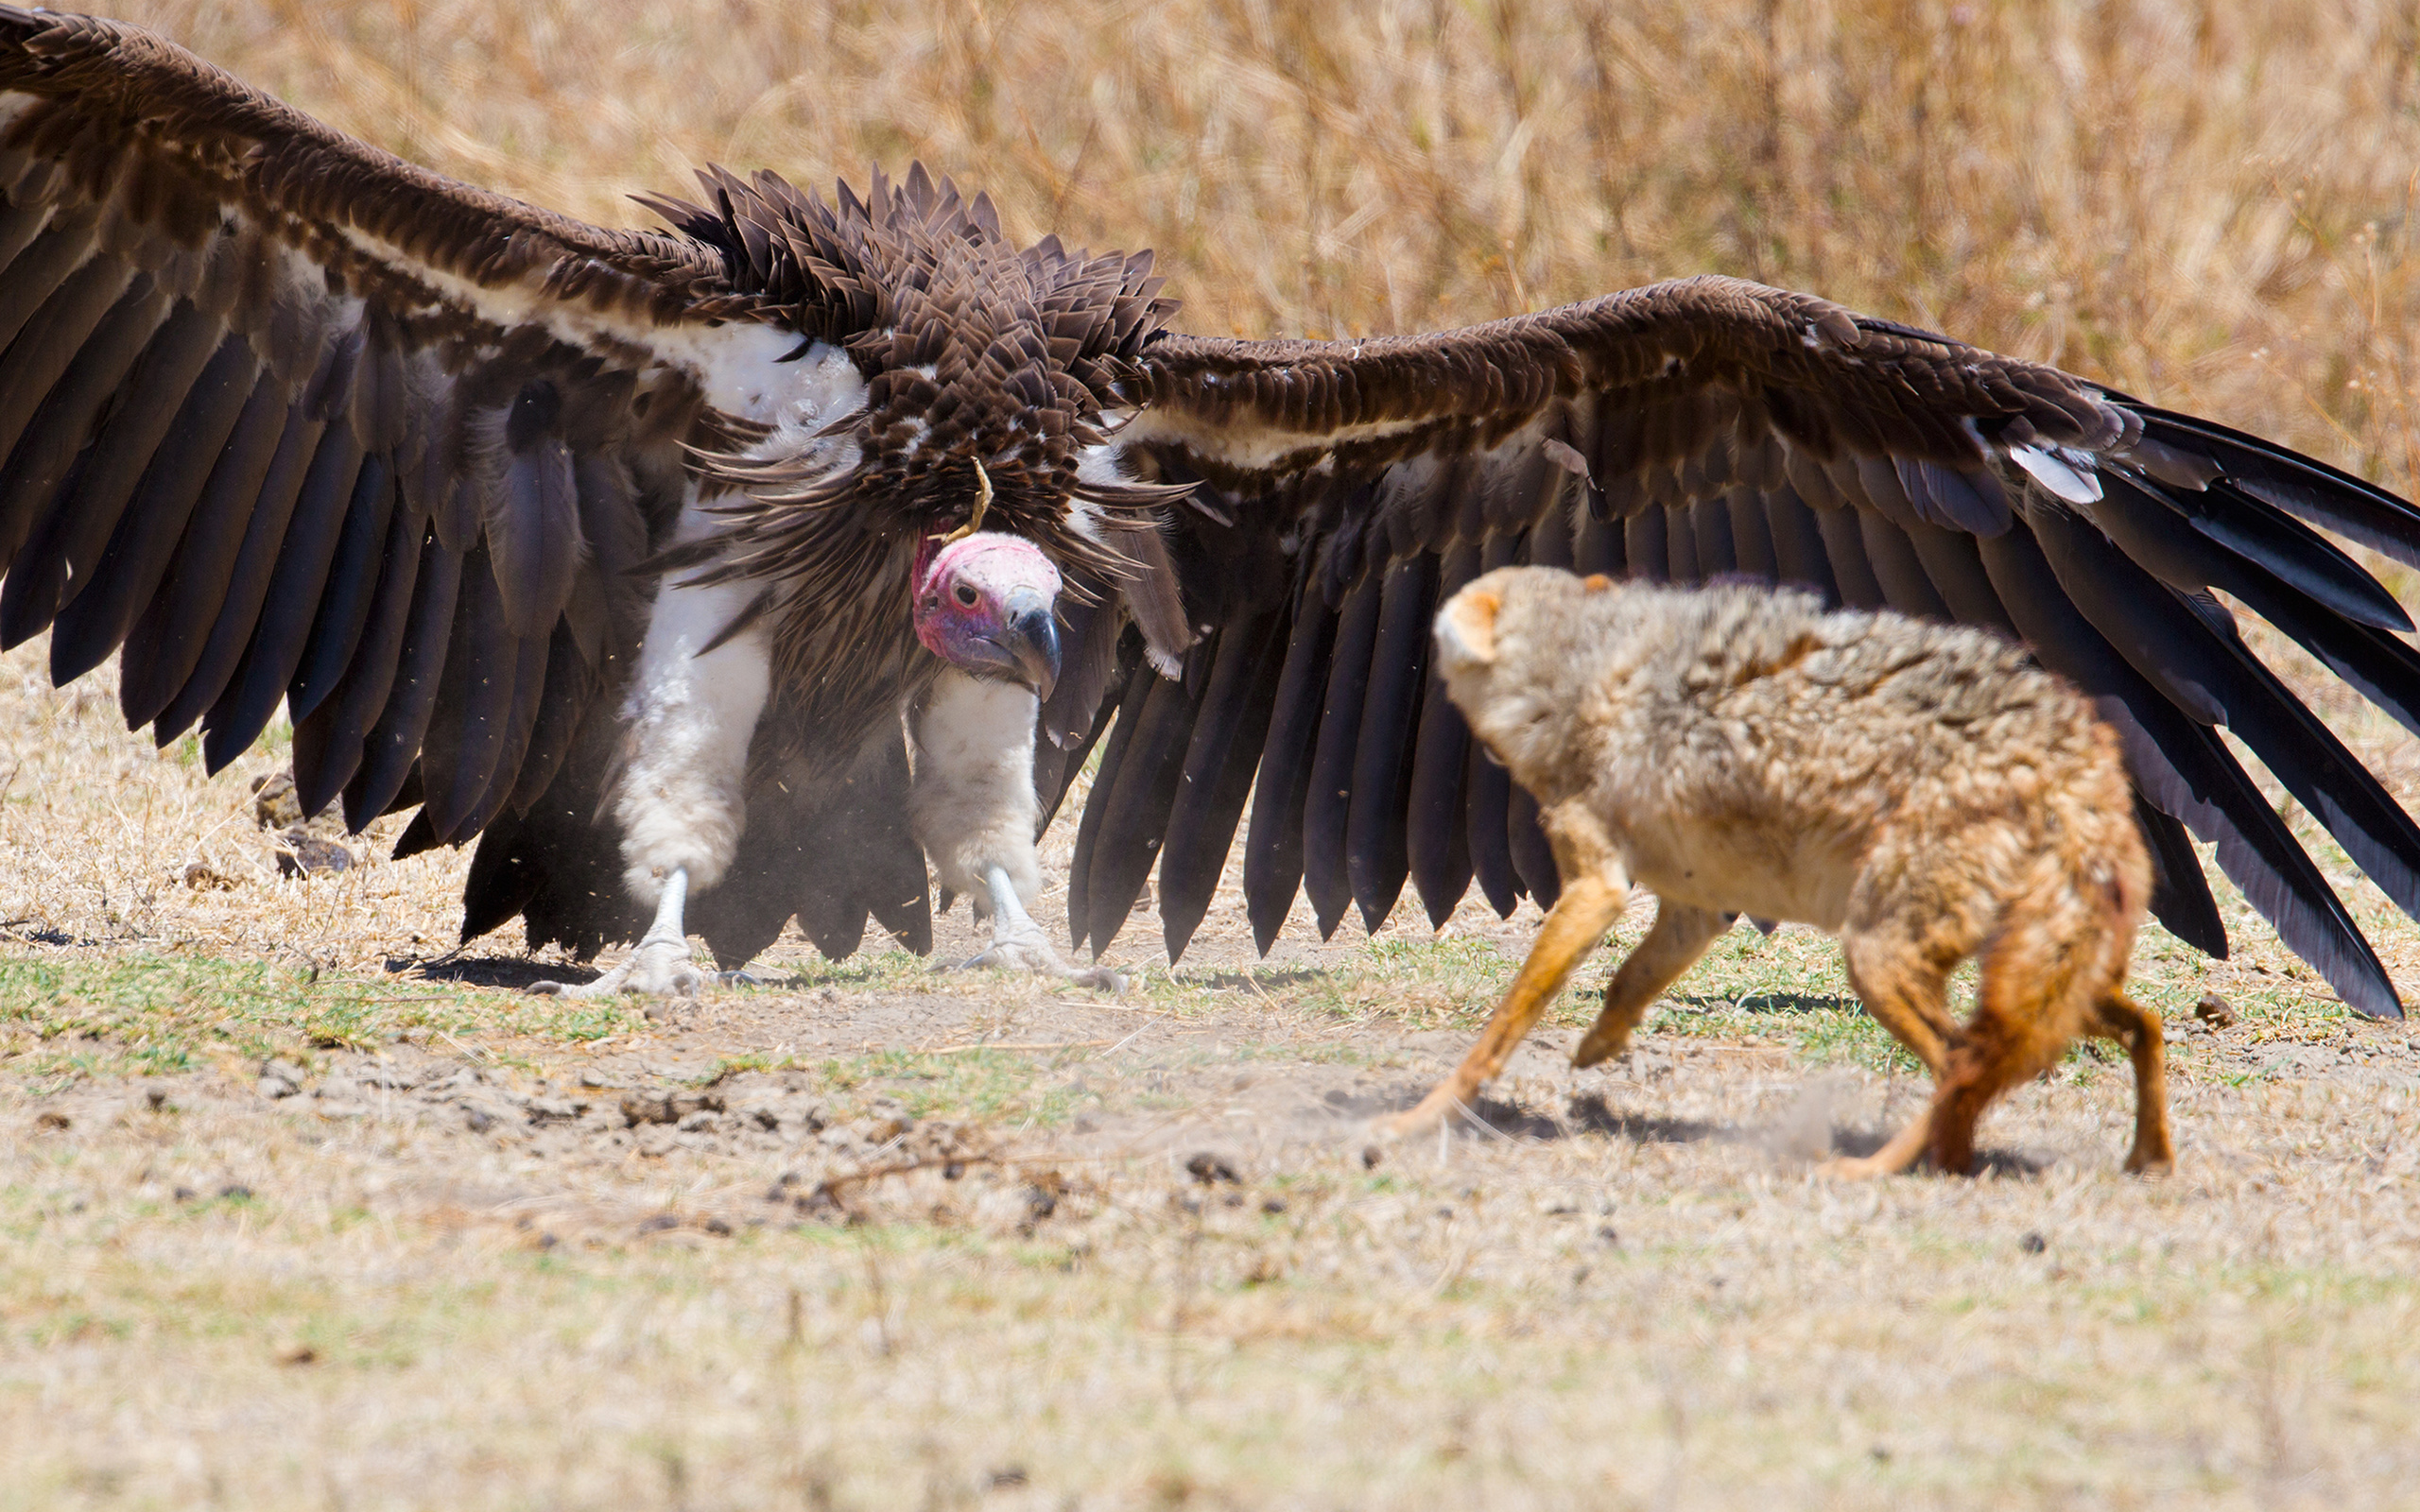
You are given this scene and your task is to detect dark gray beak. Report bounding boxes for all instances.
[1000,587,1060,701]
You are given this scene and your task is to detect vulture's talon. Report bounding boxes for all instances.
[529,935,702,999]
[949,930,1124,992]
[932,864,1124,989]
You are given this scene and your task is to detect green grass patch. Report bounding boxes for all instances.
[0,955,638,1082]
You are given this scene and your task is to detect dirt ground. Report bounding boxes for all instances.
[7,633,2420,1507]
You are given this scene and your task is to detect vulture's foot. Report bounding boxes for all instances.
[529,936,703,999]
[528,867,706,999]
[947,866,1127,992]
[956,933,1126,991]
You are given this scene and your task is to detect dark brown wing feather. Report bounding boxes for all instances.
[1077,276,2420,1019]
[0,8,732,848]
[0,12,963,964]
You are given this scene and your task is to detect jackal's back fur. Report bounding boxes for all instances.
[1411,567,2169,1176]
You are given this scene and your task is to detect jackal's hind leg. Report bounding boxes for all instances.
[1572,900,1730,1067]
[2095,991,2173,1175]
[1824,901,1984,1176]
[1840,929,1963,1080]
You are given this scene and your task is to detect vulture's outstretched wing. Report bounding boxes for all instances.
[0,10,931,959]
[1079,276,2420,1019]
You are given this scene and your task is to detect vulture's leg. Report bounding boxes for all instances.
[531,536,773,998]
[532,865,706,998]
[911,670,1123,990]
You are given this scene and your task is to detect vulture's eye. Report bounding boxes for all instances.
[953,583,980,609]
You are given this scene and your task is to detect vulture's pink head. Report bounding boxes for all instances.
[912,532,1063,698]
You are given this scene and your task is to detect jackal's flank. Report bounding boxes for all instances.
[1395,568,2169,1177]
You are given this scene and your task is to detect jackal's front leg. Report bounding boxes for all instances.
[1387,874,1629,1135]
[1387,798,1634,1140]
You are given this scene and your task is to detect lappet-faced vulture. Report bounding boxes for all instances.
[1,10,2413,1014]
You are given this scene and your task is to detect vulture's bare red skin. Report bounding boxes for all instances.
[912,533,1064,698]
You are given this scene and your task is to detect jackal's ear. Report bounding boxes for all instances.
[1436,587,1503,665]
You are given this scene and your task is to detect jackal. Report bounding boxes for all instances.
[1390,568,2171,1177]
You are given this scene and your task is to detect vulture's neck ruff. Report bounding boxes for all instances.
[656,164,1196,601]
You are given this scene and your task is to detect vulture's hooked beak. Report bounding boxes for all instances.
[994,585,1060,701]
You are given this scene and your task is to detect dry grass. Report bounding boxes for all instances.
[92,0,2420,500]
[7,1,2420,1506]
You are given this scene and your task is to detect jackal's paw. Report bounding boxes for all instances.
[1376,1080,1478,1141]
[529,936,703,999]
[1570,1025,1634,1069]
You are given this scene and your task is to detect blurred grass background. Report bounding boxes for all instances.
[91,0,2420,500]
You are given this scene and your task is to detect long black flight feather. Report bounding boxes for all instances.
[199,425,367,771]
[1242,584,1338,954]
[1302,567,1387,939]
[1345,554,1438,933]
[1079,649,1208,955]
[1157,610,1286,960]
[48,338,265,684]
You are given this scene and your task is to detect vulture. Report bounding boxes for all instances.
[1,10,2415,1015]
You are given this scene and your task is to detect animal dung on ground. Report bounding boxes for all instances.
[1390,568,2172,1177]
[1184,1151,1240,1185]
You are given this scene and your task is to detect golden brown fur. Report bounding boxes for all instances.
[1391,567,2170,1177]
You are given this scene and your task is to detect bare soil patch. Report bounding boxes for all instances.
[7,879,2420,1508]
